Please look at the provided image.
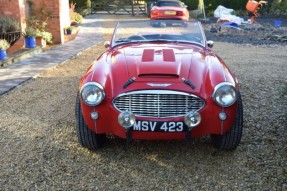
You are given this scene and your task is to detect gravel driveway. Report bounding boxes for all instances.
[0,14,286,190]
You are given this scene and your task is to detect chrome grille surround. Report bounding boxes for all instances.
[113,90,205,118]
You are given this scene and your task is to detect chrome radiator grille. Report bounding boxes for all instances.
[113,90,205,118]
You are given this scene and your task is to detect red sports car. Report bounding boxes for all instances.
[76,20,243,150]
[150,0,189,21]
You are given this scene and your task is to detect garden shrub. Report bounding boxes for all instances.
[0,17,21,33]
[69,0,91,16]
[270,0,287,14]
[71,11,84,24]
[203,0,287,15]
[204,0,247,12]
[182,0,199,10]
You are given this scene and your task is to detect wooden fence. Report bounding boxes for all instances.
[91,0,148,15]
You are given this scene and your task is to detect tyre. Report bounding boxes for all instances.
[75,94,106,150]
[211,92,243,150]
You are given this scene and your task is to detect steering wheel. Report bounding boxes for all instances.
[127,35,146,40]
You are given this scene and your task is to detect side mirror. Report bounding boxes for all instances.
[207,40,214,48]
[104,41,110,48]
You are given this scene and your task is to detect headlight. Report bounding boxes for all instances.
[212,82,237,107]
[80,82,105,106]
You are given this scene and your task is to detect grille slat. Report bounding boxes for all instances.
[113,90,205,118]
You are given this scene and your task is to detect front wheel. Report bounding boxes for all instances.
[75,94,106,150]
[211,92,243,150]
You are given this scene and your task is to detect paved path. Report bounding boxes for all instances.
[0,14,103,96]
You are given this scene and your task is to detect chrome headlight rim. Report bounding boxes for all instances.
[118,111,136,129]
[212,82,237,107]
[80,82,105,106]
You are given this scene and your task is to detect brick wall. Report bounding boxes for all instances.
[0,0,27,30]
[30,0,70,44]
[0,0,70,45]
[0,0,21,19]
[0,0,27,52]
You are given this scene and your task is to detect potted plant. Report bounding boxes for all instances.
[66,26,74,35]
[35,30,51,47]
[41,31,53,44]
[35,30,53,48]
[22,27,37,48]
[0,39,10,60]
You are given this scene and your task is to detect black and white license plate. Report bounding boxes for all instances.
[133,121,186,132]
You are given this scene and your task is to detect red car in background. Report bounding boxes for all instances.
[150,0,189,21]
[76,20,243,151]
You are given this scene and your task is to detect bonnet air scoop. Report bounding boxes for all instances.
[138,49,180,77]
[162,49,176,62]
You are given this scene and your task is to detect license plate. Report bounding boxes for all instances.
[164,11,176,15]
[133,121,186,132]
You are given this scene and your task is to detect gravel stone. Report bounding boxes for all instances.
[205,17,287,46]
[0,14,286,190]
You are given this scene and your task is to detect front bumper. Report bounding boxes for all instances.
[80,99,237,140]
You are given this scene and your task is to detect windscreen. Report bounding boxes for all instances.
[111,20,206,48]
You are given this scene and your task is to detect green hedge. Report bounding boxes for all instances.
[270,0,287,14]
[182,0,199,10]
[203,0,247,12]
[69,0,91,16]
[70,0,287,15]
[200,0,287,14]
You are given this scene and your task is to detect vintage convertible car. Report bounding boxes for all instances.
[76,20,243,150]
[150,0,189,21]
